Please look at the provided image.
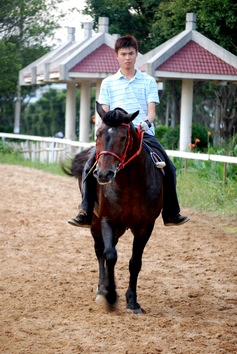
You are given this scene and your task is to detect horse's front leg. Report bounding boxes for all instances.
[94,238,107,303]
[126,225,153,314]
[101,217,117,309]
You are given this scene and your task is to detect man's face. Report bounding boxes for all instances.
[116,47,138,70]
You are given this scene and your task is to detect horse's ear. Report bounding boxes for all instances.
[127,110,139,123]
[96,101,106,119]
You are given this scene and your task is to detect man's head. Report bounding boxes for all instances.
[115,35,138,71]
[114,35,138,54]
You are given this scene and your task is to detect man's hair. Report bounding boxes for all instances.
[114,35,138,53]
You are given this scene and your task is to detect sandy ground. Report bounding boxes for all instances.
[0,164,237,354]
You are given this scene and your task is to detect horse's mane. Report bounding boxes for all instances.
[103,108,131,127]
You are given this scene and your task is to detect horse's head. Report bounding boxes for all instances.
[93,102,139,185]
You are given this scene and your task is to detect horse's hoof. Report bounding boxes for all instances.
[96,293,106,305]
[96,293,118,311]
[106,291,117,305]
[106,300,118,312]
[126,306,142,314]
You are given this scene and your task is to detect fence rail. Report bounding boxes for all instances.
[1,133,237,166]
[0,133,95,164]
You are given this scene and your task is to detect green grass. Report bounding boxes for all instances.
[0,151,66,176]
[1,151,237,220]
[176,170,237,219]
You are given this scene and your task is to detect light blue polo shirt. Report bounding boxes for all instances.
[99,69,159,136]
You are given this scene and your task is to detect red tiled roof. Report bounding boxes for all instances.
[70,44,120,73]
[156,41,237,75]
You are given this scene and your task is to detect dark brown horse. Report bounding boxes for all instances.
[65,102,163,314]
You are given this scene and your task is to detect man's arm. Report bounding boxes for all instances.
[139,101,156,132]
[146,102,156,125]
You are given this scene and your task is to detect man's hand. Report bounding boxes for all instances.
[139,120,151,132]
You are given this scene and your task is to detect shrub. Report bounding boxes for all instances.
[159,125,180,150]
[192,123,213,150]
[154,125,171,146]
[156,123,214,151]
[0,141,15,154]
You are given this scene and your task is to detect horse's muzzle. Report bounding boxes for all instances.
[93,167,116,185]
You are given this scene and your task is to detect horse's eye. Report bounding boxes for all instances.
[120,136,126,142]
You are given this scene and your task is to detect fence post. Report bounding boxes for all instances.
[223,162,227,184]
[184,159,188,175]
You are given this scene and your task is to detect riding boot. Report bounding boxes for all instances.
[68,147,97,228]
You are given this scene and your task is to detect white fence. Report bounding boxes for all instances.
[1,132,237,166]
[0,133,95,164]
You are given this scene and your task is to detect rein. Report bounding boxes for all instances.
[96,123,144,170]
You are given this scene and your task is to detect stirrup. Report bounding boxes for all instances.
[150,152,166,169]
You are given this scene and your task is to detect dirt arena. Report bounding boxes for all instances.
[0,164,237,353]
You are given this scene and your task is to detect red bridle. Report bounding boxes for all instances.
[95,123,144,170]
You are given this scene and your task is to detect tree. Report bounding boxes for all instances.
[83,0,237,54]
[153,0,237,55]
[0,0,67,131]
[215,84,237,143]
[22,88,67,136]
[83,0,161,53]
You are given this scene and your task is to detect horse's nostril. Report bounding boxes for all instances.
[93,168,116,184]
[105,170,115,180]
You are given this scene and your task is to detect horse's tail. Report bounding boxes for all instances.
[61,147,93,179]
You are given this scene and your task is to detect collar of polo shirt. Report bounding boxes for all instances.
[114,69,143,81]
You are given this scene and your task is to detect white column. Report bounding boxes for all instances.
[14,82,21,133]
[95,79,103,139]
[179,79,193,151]
[79,81,91,142]
[65,82,76,140]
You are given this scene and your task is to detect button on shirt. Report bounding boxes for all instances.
[99,69,159,136]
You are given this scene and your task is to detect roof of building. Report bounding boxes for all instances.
[70,44,119,73]
[136,13,237,81]
[19,14,237,85]
[156,41,237,75]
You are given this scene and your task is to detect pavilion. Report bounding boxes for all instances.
[136,13,237,150]
[18,14,237,151]
[19,17,142,142]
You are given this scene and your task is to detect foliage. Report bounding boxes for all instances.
[22,88,68,136]
[176,167,237,219]
[21,87,96,138]
[0,0,66,132]
[191,123,213,150]
[154,125,171,147]
[83,0,161,53]
[214,83,237,143]
[83,0,237,54]
[153,0,237,55]
[156,125,180,150]
[0,0,65,44]
[0,149,65,175]
[155,123,214,150]
[0,141,16,154]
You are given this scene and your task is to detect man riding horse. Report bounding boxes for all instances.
[68,35,189,228]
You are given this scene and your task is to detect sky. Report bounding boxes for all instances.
[53,0,93,44]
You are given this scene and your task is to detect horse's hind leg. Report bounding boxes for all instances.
[126,227,153,314]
